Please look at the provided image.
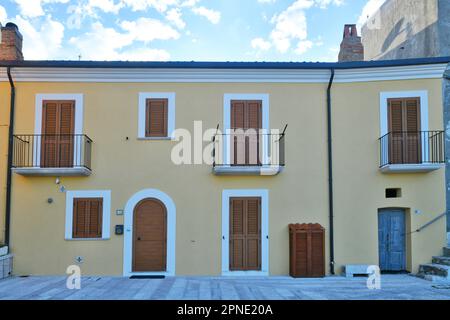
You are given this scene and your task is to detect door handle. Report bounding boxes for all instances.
[137,237,142,241]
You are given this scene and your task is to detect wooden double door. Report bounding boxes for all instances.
[230,100,262,166]
[41,100,75,168]
[388,98,421,164]
[132,198,167,272]
[229,197,261,271]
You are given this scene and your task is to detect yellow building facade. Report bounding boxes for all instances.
[0,59,448,277]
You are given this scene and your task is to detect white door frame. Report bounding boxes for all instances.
[123,189,176,276]
[222,189,269,276]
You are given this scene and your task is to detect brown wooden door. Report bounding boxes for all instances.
[133,198,167,272]
[229,197,261,271]
[41,100,75,168]
[230,100,262,166]
[388,98,421,164]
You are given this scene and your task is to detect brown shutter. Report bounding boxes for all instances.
[230,198,245,270]
[388,98,421,164]
[230,100,262,165]
[58,101,75,167]
[310,230,325,277]
[230,197,261,271]
[73,198,103,238]
[41,101,58,167]
[246,198,261,270]
[41,100,75,168]
[145,99,168,137]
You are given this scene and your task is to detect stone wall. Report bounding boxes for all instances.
[362,0,442,60]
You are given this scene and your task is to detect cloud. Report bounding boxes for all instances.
[69,20,174,60]
[294,40,313,54]
[120,0,179,12]
[88,0,123,13]
[314,0,344,9]
[120,17,180,42]
[13,0,70,18]
[358,0,386,27]
[14,15,65,59]
[251,38,271,51]
[116,47,170,61]
[269,0,313,53]
[166,8,186,29]
[0,5,7,23]
[192,6,221,24]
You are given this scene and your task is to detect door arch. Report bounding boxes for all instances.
[123,189,176,276]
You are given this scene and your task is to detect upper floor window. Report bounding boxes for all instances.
[138,92,175,140]
[145,98,168,137]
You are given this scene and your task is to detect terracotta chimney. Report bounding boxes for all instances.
[0,22,24,61]
[338,24,364,62]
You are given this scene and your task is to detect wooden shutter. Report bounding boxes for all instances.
[73,198,103,238]
[230,197,261,271]
[388,98,421,164]
[405,98,421,163]
[230,100,262,166]
[289,224,325,278]
[41,102,58,167]
[41,100,75,168]
[145,99,168,137]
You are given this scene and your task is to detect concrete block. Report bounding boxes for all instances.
[343,264,372,278]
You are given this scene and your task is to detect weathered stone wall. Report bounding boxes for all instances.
[362,0,443,60]
[445,64,450,235]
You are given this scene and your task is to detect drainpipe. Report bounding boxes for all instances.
[4,67,15,250]
[327,68,335,275]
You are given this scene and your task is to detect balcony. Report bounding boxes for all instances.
[212,129,286,176]
[379,131,445,173]
[12,134,93,176]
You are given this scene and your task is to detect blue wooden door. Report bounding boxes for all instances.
[378,209,406,271]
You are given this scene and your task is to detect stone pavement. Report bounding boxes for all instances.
[0,274,449,300]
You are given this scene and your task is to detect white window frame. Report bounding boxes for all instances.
[138,92,176,140]
[223,94,270,166]
[34,93,84,167]
[65,190,111,240]
[221,189,269,276]
[380,90,429,162]
[123,188,176,277]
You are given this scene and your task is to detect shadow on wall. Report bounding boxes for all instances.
[375,22,440,60]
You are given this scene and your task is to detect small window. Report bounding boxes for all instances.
[72,198,103,238]
[385,188,402,198]
[145,98,168,137]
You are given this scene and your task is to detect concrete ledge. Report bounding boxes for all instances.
[213,165,282,176]
[344,264,372,278]
[380,163,444,173]
[13,167,91,176]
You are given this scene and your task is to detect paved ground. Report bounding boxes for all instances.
[0,275,450,300]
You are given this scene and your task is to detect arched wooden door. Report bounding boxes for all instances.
[132,198,167,272]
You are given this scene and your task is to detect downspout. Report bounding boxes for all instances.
[4,67,15,250]
[327,68,335,275]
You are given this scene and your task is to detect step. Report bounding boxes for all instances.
[418,263,450,279]
[416,273,450,283]
[432,256,450,266]
[444,247,450,257]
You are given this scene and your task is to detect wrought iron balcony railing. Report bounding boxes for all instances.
[212,127,286,175]
[379,131,444,168]
[12,134,93,173]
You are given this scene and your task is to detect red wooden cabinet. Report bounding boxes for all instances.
[289,223,325,278]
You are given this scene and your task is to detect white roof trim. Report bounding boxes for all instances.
[0,63,446,83]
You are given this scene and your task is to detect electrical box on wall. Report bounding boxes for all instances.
[115,225,124,235]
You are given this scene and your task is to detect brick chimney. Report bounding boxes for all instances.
[0,22,24,60]
[338,24,364,62]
